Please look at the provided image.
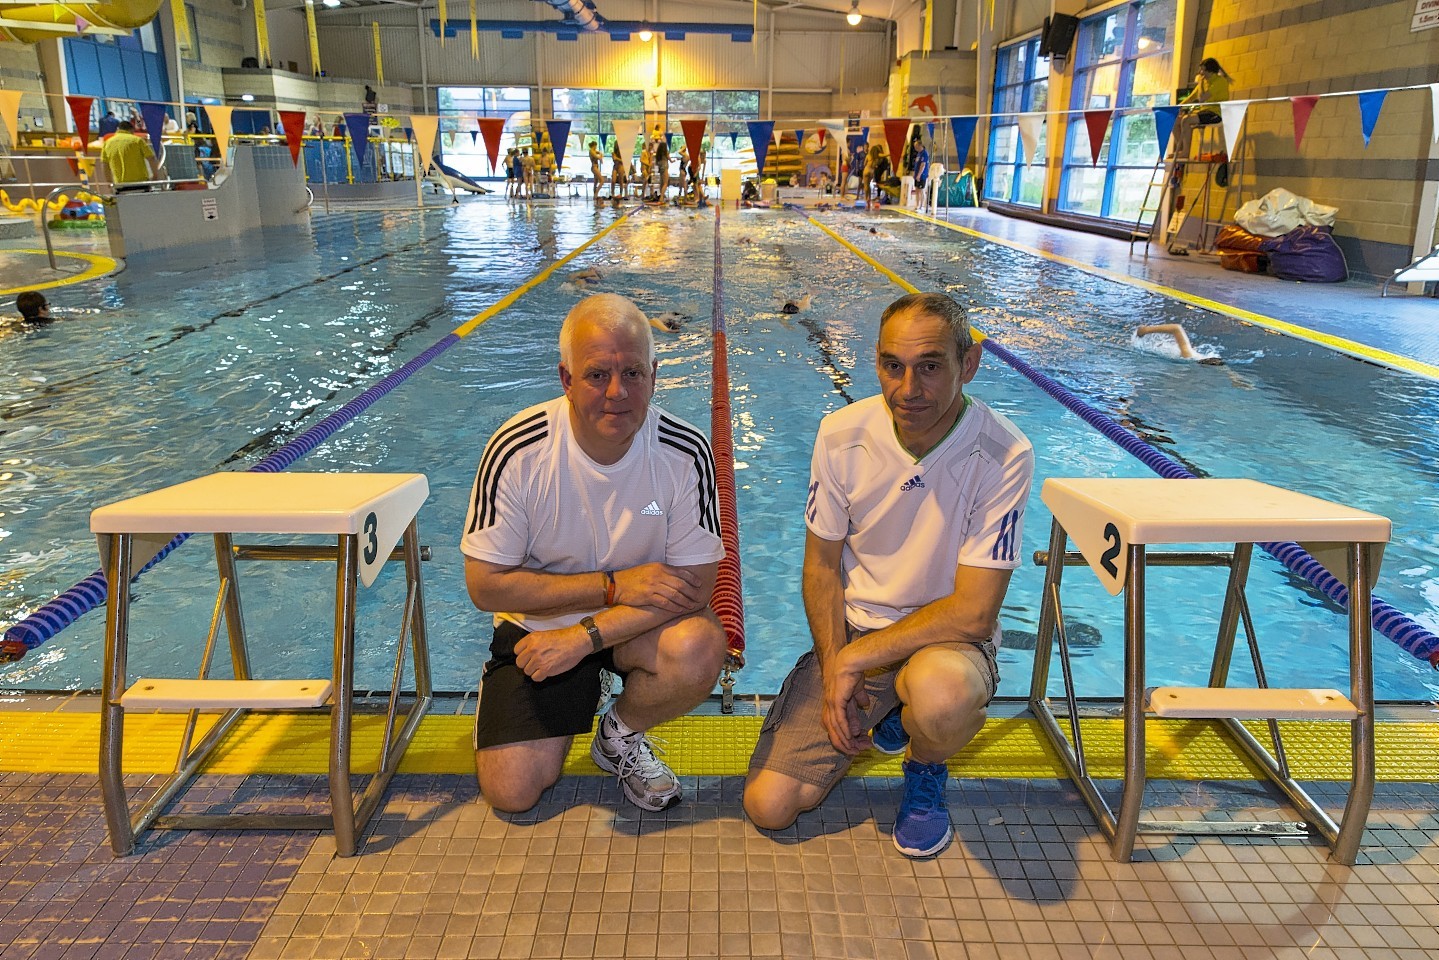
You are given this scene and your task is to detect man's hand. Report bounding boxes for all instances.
[820,649,872,756]
[614,562,703,613]
[515,627,588,682]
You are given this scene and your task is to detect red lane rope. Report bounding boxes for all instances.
[707,202,746,666]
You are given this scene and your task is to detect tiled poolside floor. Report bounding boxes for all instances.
[2,770,1436,960]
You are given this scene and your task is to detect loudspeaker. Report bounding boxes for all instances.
[1039,13,1079,59]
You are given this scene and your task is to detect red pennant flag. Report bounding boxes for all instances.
[882,118,911,170]
[65,95,93,152]
[817,129,827,147]
[477,117,505,175]
[278,110,307,166]
[1083,109,1113,166]
[679,119,707,165]
[75,16,89,36]
[1290,95,1320,152]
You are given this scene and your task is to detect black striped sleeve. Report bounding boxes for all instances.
[658,414,720,538]
[467,410,548,534]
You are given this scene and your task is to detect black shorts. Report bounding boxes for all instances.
[473,620,619,750]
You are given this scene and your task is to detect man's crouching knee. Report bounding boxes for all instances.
[741,769,828,832]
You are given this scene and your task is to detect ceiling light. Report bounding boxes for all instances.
[322,0,341,7]
[638,26,653,42]
[846,1,862,26]
[241,93,255,102]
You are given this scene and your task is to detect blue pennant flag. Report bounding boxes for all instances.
[926,121,935,142]
[948,116,979,171]
[1357,89,1389,147]
[665,131,677,149]
[1151,105,1181,159]
[138,102,169,156]
[747,120,775,175]
[546,119,572,169]
[470,130,478,146]
[793,128,806,150]
[729,131,738,150]
[344,113,372,166]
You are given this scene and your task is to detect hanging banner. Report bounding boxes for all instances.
[65,96,93,151]
[680,119,707,163]
[470,0,479,59]
[1082,109,1113,165]
[254,0,271,67]
[304,0,321,76]
[1219,100,1249,158]
[409,114,439,175]
[203,104,233,166]
[948,116,978,170]
[746,120,775,175]
[1290,96,1320,151]
[438,0,447,46]
[372,21,384,86]
[882,118,911,168]
[546,119,572,169]
[477,117,505,173]
[1151,105,1180,158]
[345,113,372,166]
[0,90,23,148]
[1431,83,1439,143]
[279,110,307,166]
[139,102,168,155]
[1015,114,1043,166]
[170,0,192,52]
[1357,89,1389,147]
[612,118,642,159]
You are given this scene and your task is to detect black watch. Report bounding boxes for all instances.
[580,615,605,653]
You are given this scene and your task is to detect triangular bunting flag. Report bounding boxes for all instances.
[344,113,372,166]
[926,122,935,142]
[1082,109,1113,165]
[665,131,676,150]
[746,120,775,175]
[612,119,642,161]
[278,110,306,166]
[1290,96,1319,151]
[1357,89,1389,147]
[203,104,233,166]
[75,16,89,36]
[1015,114,1043,166]
[0,90,22,148]
[403,128,413,142]
[817,129,827,147]
[1151,105,1180,158]
[546,119,572,169]
[139,102,168,155]
[882,118,911,168]
[65,96,93,151]
[1219,100,1249,159]
[948,116,979,171]
[728,131,738,151]
[679,119,707,164]
[477,117,504,173]
[793,128,806,151]
[470,129,477,146]
[408,114,438,175]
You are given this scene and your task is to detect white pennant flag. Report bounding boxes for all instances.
[1219,100,1249,160]
[1016,114,1044,166]
[1430,84,1439,144]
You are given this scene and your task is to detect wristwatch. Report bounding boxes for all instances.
[580,615,605,653]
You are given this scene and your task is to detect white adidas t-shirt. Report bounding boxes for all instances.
[461,396,725,633]
[805,393,1034,636]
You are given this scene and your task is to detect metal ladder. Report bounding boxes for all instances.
[1128,158,1172,257]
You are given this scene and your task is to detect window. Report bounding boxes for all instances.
[984,37,1048,207]
[550,89,643,178]
[436,86,531,178]
[665,90,760,179]
[1057,0,1176,223]
[64,21,173,113]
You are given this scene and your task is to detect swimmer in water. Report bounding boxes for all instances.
[1137,323,1227,367]
[781,292,813,315]
[569,266,603,286]
[649,311,685,333]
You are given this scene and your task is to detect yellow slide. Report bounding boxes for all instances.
[0,0,163,43]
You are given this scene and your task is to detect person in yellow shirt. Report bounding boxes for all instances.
[100,121,156,191]
[1176,58,1232,157]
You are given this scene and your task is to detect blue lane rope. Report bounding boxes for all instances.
[982,337,1439,668]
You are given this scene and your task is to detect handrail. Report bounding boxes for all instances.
[39,183,92,271]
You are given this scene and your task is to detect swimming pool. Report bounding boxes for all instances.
[3,200,1438,701]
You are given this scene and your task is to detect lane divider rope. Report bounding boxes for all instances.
[708,203,746,667]
[805,209,1439,669]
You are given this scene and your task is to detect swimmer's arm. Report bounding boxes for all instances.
[831,564,1012,675]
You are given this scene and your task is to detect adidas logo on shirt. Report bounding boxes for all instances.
[899,475,925,492]
[641,500,664,516]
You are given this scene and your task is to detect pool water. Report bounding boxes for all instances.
[3,201,1438,702]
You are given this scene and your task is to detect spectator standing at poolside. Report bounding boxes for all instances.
[100,121,156,191]
[462,293,726,814]
[588,140,604,199]
[744,292,1034,858]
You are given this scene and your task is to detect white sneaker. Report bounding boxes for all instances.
[589,709,681,811]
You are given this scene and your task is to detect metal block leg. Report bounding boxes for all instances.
[1111,544,1147,861]
[99,535,136,857]
[1333,542,1376,865]
[329,533,360,857]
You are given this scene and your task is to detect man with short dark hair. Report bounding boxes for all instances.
[745,291,1034,858]
[100,121,156,191]
[16,291,50,324]
[462,293,727,814]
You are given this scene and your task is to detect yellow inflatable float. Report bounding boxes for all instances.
[1,189,104,214]
[0,0,162,42]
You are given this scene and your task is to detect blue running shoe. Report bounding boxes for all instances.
[893,759,953,858]
[871,704,909,755]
